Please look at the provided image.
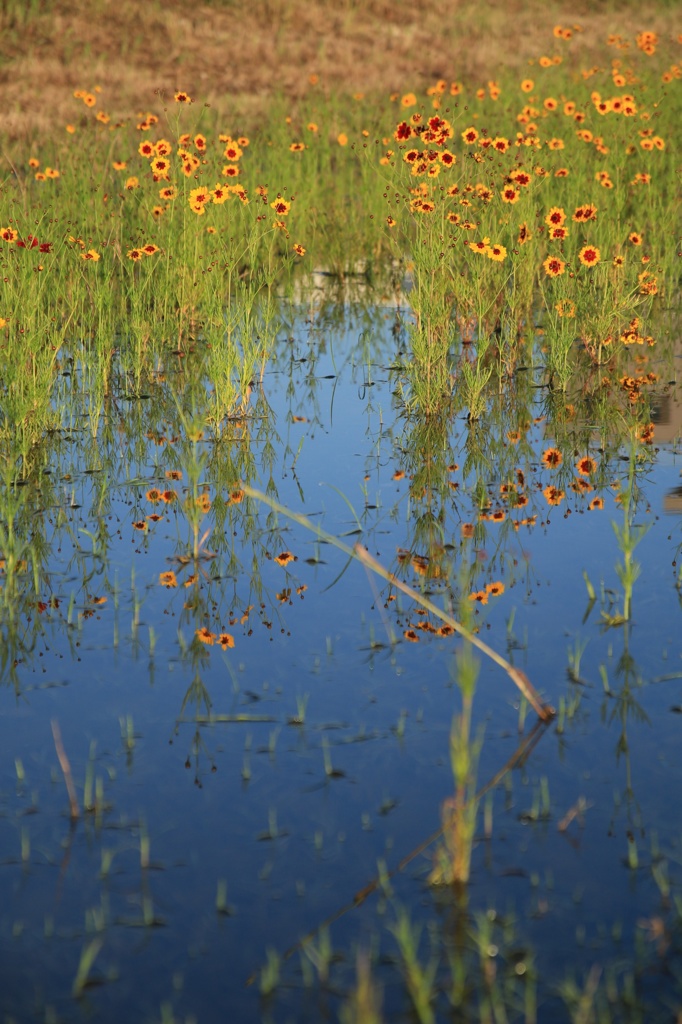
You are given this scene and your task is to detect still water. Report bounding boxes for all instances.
[1,295,682,1022]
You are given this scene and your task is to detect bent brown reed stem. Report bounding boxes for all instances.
[356,546,553,722]
[241,485,554,722]
[51,718,80,821]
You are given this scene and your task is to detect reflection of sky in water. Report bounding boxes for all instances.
[2,307,682,1020]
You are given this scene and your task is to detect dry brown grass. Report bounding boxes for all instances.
[0,0,676,138]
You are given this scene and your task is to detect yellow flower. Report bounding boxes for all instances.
[543,485,564,506]
[543,256,565,277]
[151,157,171,179]
[189,186,211,206]
[576,456,597,476]
[206,183,225,204]
[545,206,566,227]
[181,156,200,176]
[578,245,601,267]
[223,141,243,161]
[542,447,563,468]
[487,243,507,262]
[501,187,520,204]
